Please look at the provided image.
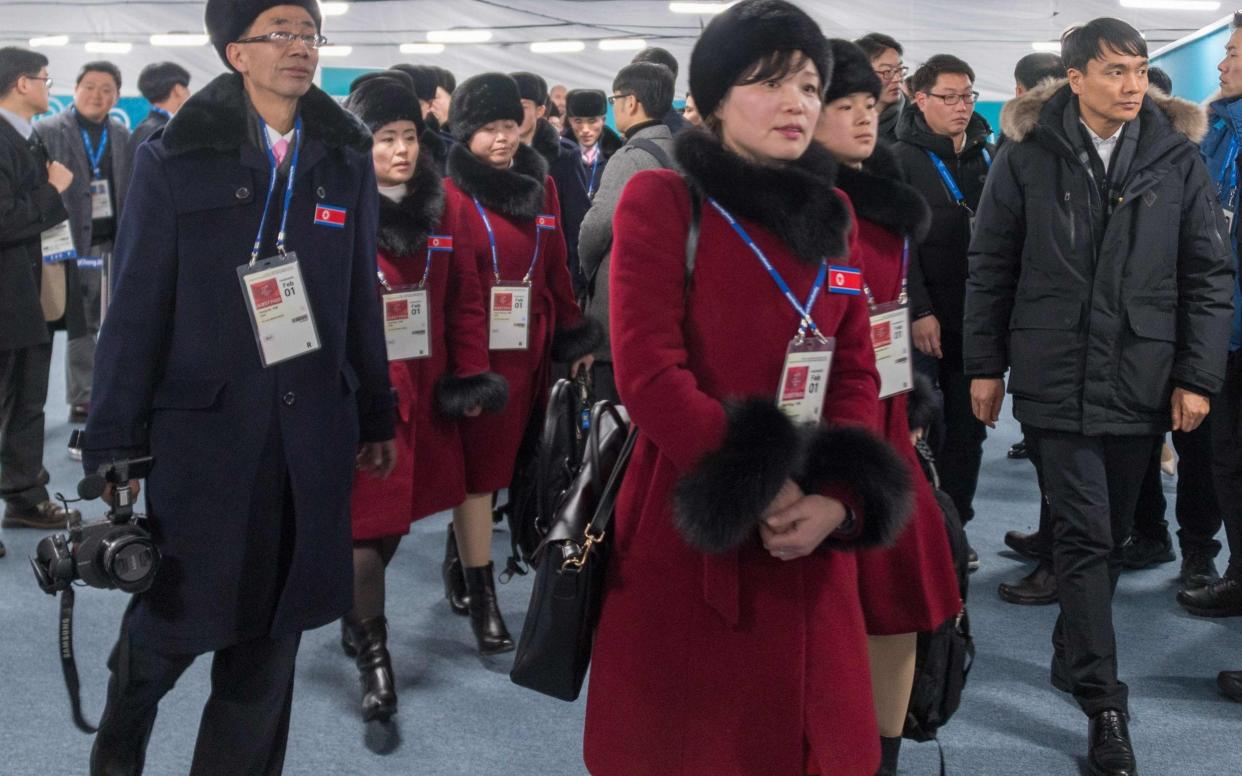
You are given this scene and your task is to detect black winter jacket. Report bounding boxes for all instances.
[964,80,1235,436]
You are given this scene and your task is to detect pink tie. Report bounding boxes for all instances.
[271,137,289,165]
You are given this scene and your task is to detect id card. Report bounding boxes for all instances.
[489,283,530,351]
[90,179,113,220]
[41,220,77,263]
[870,301,913,399]
[383,288,431,361]
[776,336,834,425]
[236,252,321,367]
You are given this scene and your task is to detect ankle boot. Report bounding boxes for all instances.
[340,613,364,658]
[442,525,470,616]
[464,562,514,655]
[875,735,902,776]
[355,616,397,722]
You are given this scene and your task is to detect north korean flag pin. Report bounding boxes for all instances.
[314,204,347,229]
[427,234,454,251]
[827,265,863,295]
[535,214,557,230]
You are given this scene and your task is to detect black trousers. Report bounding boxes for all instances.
[917,347,986,523]
[1211,351,1242,580]
[590,360,620,405]
[0,342,53,509]
[1130,417,1221,553]
[1025,427,1159,717]
[90,609,301,776]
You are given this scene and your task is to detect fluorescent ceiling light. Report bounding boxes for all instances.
[318,45,352,57]
[531,40,586,54]
[1031,41,1061,52]
[427,29,493,44]
[319,1,350,15]
[149,34,208,47]
[30,35,69,47]
[1118,0,1220,10]
[400,43,446,54]
[85,42,133,54]
[669,1,733,13]
[599,38,648,51]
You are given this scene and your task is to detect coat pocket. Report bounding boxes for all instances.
[1117,302,1176,413]
[1007,297,1084,403]
[151,378,227,410]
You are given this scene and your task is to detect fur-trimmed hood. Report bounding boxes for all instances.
[377,152,445,258]
[446,140,547,221]
[1001,78,1208,145]
[162,72,371,156]
[833,143,931,241]
[675,129,850,264]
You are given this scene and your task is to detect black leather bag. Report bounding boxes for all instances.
[509,400,637,701]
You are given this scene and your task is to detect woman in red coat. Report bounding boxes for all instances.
[340,73,507,721]
[813,40,962,775]
[442,73,600,655]
[584,4,912,774]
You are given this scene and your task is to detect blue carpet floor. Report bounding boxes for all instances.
[1,332,1239,775]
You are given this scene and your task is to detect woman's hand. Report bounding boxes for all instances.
[759,494,848,561]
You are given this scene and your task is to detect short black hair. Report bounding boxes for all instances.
[1234,11,1242,29]
[613,62,674,121]
[0,47,48,98]
[910,54,975,95]
[434,66,456,95]
[77,61,122,90]
[1148,66,1172,94]
[632,47,679,79]
[137,61,190,103]
[854,33,903,60]
[1013,52,1066,90]
[1060,18,1147,73]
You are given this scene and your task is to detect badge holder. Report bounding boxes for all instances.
[870,300,913,399]
[489,282,531,351]
[381,281,431,361]
[237,253,321,367]
[90,179,113,220]
[41,220,77,264]
[777,335,835,425]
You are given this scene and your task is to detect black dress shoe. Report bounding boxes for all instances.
[1007,439,1029,459]
[1218,670,1242,703]
[355,616,397,722]
[442,526,469,616]
[1177,577,1242,618]
[967,544,980,572]
[2,500,80,530]
[1120,532,1175,570]
[1004,529,1051,561]
[1177,546,1220,590]
[464,562,514,655]
[999,559,1058,605]
[1088,710,1137,776]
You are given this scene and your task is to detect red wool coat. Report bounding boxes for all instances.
[585,134,912,776]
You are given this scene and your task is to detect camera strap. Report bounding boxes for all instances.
[59,587,99,734]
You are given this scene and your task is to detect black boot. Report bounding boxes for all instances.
[442,525,470,616]
[340,614,364,658]
[875,735,901,776]
[355,616,397,722]
[998,559,1058,605]
[464,562,514,655]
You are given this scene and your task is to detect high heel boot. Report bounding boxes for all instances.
[355,616,397,722]
[464,562,514,655]
[340,613,363,657]
[442,525,470,616]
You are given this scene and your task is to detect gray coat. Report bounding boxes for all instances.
[578,122,677,360]
[38,108,131,257]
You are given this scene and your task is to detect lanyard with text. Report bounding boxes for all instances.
[474,198,556,350]
[79,118,116,220]
[864,238,914,399]
[78,124,108,178]
[377,236,453,361]
[926,147,990,231]
[236,116,321,368]
[709,197,834,424]
[863,238,910,309]
[472,197,551,284]
[1216,128,1240,234]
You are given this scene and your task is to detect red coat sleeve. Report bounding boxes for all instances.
[444,196,491,378]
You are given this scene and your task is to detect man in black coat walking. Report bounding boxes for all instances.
[965,19,1234,775]
[128,61,191,156]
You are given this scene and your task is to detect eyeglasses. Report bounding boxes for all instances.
[234,31,329,49]
[925,91,980,106]
[607,93,634,104]
[25,75,53,88]
[873,66,909,82]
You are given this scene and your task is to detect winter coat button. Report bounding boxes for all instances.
[236,187,250,200]
[282,391,296,407]
[316,186,326,198]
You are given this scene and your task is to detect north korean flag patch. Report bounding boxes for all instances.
[535,214,557,230]
[827,265,863,295]
[314,204,347,229]
[426,234,454,251]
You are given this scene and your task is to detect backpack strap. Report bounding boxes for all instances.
[629,137,674,170]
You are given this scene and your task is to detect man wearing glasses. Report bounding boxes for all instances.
[856,32,909,143]
[83,2,395,773]
[892,54,994,569]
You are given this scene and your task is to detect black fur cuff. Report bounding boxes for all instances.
[905,373,941,436]
[673,399,801,554]
[435,371,509,418]
[795,425,912,548]
[550,317,605,363]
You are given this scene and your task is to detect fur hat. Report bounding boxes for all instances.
[510,71,548,105]
[449,72,525,143]
[434,66,457,95]
[345,71,425,136]
[204,0,323,71]
[565,89,607,118]
[824,39,881,104]
[689,0,832,120]
[389,64,440,103]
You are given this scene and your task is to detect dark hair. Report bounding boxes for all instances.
[613,62,675,121]
[910,54,975,94]
[1148,66,1172,94]
[632,46,679,79]
[77,61,122,90]
[0,47,48,98]
[701,50,820,135]
[854,32,903,60]
[1060,18,1147,73]
[1235,11,1242,29]
[1013,52,1066,90]
[137,61,190,103]
[433,66,456,95]
[545,98,561,118]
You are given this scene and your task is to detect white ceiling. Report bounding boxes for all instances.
[0,1,1229,99]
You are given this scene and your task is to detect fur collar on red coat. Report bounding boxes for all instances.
[378,153,445,257]
[446,140,547,220]
[833,143,931,242]
[674,129,851,265]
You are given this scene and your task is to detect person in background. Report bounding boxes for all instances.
[546,98,564,133]
[682,91,702,126]
[431,65,455,128]
[511,71,576,169]
[549,83,567,116]
[631,46,690,133]
[389,64,453,175]
[129,62,191,155]
[855,32,907,143]
[1148,66,1173,95]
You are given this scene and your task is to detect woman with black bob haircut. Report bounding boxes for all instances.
[583,2,912,774]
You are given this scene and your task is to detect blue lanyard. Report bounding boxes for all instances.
[579,153,600,198]
[422,235,453,288]
[1216,131,1240,215]
[708,198,827,338]
[152,107,171,120]
[925,148,990,206]
[863,237,910,308]
[472,198,547,284]
[248,116,303,265]
[78,124,108,178]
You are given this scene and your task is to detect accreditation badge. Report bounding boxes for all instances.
[776,336,834,425]
[236,252,321,367]
[870,301,913,399]
[40,220,77,263]
[489,283,531,351]
[90,179,113,220]
[383,288,431,361]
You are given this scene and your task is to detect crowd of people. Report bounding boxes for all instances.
[0,0,1239,774]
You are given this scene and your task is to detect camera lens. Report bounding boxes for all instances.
[112,542,155,584]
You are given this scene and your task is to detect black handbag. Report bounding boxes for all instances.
[509,400,638,701]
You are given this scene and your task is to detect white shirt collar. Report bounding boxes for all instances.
[264,123,295,147]
[1079,119,1122,170]
[0,106,35,140]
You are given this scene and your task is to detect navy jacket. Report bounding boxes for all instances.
[82,73,395,653]
[1201,96,1242,352]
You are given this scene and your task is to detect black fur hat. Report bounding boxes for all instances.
[434,66,457,95]
[205,0,323,71]
[345,71,425,135]
[449,72,525,143]
[510,71,548,105]
[689,0,832,120]
[390,64,439,103]
[824,39,881,104]
[565,89,607,118]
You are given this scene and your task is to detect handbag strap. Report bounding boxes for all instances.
[587,423,639,537]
